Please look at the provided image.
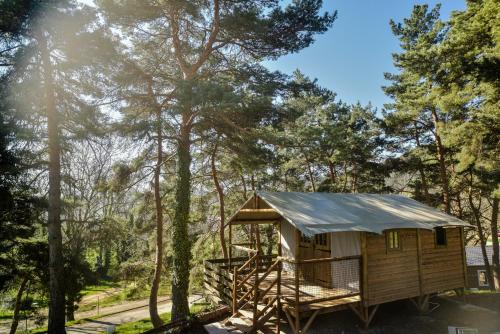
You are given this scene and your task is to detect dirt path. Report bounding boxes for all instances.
[0,295,203,334]
[66,294,203,334]
[75,296,170,320]
[79,287,124,306]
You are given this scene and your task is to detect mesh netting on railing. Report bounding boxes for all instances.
[280,257,360,304]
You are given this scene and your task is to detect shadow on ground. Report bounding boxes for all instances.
[281,294,500,334]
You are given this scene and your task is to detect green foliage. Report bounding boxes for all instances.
[1,0,498,330]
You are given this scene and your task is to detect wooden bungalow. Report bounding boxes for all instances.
[465,246,494,290]
[203,192,472,334]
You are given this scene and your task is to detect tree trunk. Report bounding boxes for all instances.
[168,1,220,320]
[328,161,336,188]
[39,31,66,334]
[171,111,192,321]
[351,166,357,193]
[430,109,450,213]
[414,123,429,203]
[456,193,464,220]
[468,188,495,291]
[149,105,164,328]
[65,296,75,322]
[9,277,28,334]
[265,225,274,255]
[284,172,288,192]
[491,197,499,290]
[342,161,348,192]
[211,143,228,259]
[241,174,247,200]
[303,153,316,192]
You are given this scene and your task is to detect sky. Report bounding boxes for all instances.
[264,0,466,112]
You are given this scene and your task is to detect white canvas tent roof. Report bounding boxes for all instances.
[248,192,472,236]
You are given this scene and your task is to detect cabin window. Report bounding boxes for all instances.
[478,270,489,287]
[300,232,311,244]
[386,230,400,251]
[435,227,447,247]
[315,233,328,247]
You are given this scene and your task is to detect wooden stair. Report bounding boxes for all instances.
[225,229,282,334]
[224,302,279,334]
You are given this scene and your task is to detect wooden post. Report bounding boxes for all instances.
[253,251,259,328]
[229,222,232,269]
[460,227,468,289]
[294,229,300,334]
[276,255,282,334]
[361,232,368,306]
[232,266,237,315]
[276,220,282,334]
[416,229,424,296]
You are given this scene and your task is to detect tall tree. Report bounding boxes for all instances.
[3,1,116,330]
[384,5,451,212]
[100,0,336,320]
[437,0,500,289]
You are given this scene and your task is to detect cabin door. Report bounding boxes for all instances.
[298,231,314,281]
[313,233,332,287]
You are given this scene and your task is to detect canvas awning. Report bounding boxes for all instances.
[231,192,473,236]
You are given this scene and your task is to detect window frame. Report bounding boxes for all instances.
[477,269,489,287]
[434,227,447,248]
[386,230,401,252]
[314,233,330,251]
[299,231,312,246]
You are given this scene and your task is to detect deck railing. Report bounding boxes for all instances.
[279,255,361,306]
[203,255,276,306]
[204,255,360,308]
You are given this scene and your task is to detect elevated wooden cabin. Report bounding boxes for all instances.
[204,192,472,334]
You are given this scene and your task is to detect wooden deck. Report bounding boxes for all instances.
[240,271,360,311]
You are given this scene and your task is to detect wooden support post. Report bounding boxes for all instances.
[418,294,430,313]
[460,227,468,289]
[361,232,368,306]
[410,294,430,314]
[277,220,282,334]
[229,222,232,268]
[365,304,379,329]
[253,252,259,328]
[301,310,320,334]
[351,303,379,329]
[283,308,296,334]
[294,229,300,334]
[232,266,237,315]
[416,228,424,296]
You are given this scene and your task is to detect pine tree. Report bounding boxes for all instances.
[2,1,116,330]
[384,5,452,212]
[99,0,336,320]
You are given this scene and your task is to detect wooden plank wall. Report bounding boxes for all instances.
[365,230,420,306]
[420,228,465,294]
[365,227,465,306]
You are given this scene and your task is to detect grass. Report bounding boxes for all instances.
[27,314,108,333]
[0,308,14,321]
[113,303,209,334]
[80,280,120,297]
